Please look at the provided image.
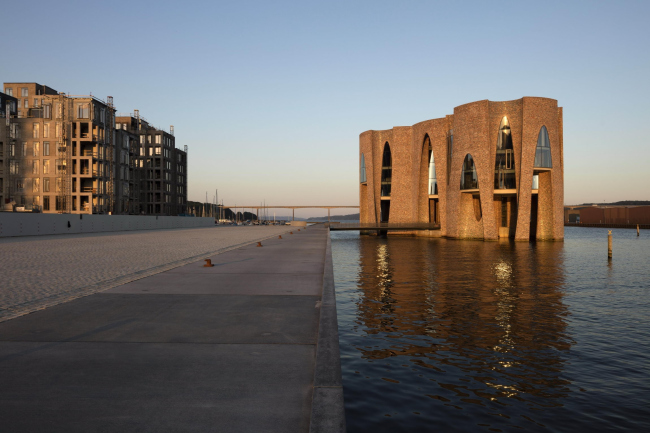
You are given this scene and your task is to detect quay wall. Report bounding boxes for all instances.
[0,213,214,238]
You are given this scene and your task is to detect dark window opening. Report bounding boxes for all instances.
[380,142,392,197]
[460,154,478,190]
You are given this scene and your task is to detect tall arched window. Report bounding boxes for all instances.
[446,130,453,185]
[381,142,392,197]
[425,136,437,195]
[360,153,366,183]
[534,126,552,168]
[460,154,478,190]
[494,116,516,189]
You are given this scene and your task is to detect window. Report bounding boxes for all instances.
[43,196,50,211]
[43,104,51,119]
[22,142,27,156]
[77,103,90,119]
[21,87,28,97]
[33,142,39,157]
[460,154,478,190]
[56,159,66,175]
[10,160,19,174]
[425,136,438,195]
[360,153,366,183]
[56,123,61,138]
[34,98,39,107]
[43,159,50,174]
[56,178,62,193]
[5,88,12,96]
[380,142,392,197]
[446,130,453,185]
[534,126,552,168]
[43,123,49,138]
[32,160,39,174]
[9,143,15,156]
[155,146,161,155]
[140,135,145,144]
[33,123,40,138]
[44,177,50,192]
[494,116,516,189]
[155,135,161,144]
[44,142,50,156]
[33,177,40,193]
[24,99,28,109]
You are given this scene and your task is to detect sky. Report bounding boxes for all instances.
[2,0,649,217]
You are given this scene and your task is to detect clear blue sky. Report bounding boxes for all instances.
[2,0,648,217]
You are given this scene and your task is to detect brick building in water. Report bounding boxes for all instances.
[359,97,564,241]
[0,82,187,215]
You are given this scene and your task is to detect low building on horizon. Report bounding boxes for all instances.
[359,97,564,241]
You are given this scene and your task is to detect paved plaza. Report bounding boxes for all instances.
[0,225,344,432]
[0,226,290,322]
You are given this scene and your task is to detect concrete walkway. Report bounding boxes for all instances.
[0,226,344,432]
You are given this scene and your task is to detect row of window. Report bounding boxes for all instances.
[4,87,29,97]
[365,123,553,195]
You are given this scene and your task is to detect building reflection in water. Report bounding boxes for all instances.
[354,236,571,409]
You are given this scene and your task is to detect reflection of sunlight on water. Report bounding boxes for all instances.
[376,243,392,298]
[493,259,515,352]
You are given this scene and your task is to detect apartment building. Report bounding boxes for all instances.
[1,82,188,216]
[2,82,117,214]
[1,91,19,207]
[115,113,187,215]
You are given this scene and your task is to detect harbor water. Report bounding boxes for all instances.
[331,227,649,432]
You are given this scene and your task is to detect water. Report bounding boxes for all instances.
[331,227,650,432]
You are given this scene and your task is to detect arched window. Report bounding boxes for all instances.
[425,136,437,195]
[534,126,552,168]
[360,153,366,183]
[494,116,516,189]
[381,142,392,197]
[460,154,478,190]
[446,130,453,184]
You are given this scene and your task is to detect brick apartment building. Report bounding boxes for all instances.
[1,82,187,215]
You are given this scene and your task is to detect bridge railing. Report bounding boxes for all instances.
[328,222,441,230]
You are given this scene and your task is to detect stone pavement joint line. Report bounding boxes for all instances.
[0,226,290,322]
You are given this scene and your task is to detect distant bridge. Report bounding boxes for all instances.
[221,205,359,221]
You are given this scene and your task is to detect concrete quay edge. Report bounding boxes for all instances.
[309,229,347,433]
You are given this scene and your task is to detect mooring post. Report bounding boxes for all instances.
[608,230,613,259]
[637,224,640,236]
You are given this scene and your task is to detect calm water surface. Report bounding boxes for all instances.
[331,227,649,432]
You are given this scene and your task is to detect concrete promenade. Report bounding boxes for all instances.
[0,225,345,432]
[0,225,289,322]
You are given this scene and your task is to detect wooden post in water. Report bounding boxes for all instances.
[637,224,640,236]
[608,230,613,259]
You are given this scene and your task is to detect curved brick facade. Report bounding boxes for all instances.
[359,97,564,241]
